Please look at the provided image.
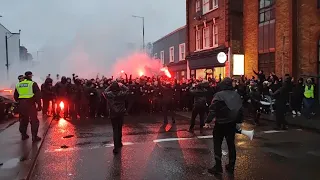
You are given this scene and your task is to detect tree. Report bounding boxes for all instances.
[146,42,153,57]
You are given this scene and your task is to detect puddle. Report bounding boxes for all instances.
[61,145,69,149]
[76,142,92,146]
[1,158,20,169]
[63,135,74,139]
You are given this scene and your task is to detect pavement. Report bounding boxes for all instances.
[1,112,320,179]
[0,115,52,180]
[0,118,18,133]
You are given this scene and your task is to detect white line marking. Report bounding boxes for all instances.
[45,142,134,153]
[153,137,194,143]
[197,135,213,139]
[263,130,285,134]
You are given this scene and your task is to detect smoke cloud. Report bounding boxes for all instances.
[0,0,186,89]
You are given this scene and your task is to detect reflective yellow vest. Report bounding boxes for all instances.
[16,80,35,98]
[304,85,314,98]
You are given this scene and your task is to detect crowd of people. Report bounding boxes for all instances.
[13,69,317,175]
[37,70,316,124]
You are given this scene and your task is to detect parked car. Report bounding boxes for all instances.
[0,89,18,121]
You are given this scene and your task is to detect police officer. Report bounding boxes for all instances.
[14,71,42,142]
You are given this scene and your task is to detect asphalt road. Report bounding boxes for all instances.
[30,113,320,180]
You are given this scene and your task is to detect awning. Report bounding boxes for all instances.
[186,46,228,69]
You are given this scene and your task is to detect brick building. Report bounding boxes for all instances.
[152,26,187,80]
[186,0,244,80]
[243,0,320,79]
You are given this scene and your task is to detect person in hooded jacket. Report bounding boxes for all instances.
[160,80,175,125]
[269,75,290,130]
[41,77,54,116]
[53,76,68,119]
[105,81,129,154]
[188,81,208,134]
[204,77,243,175]
[291,78,304,116]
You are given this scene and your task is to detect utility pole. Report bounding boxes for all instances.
[142,17,145,51]
[37,50,44,61]
[5,34,9,79]
[132,15,145,51]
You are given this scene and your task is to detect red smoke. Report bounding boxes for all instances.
[112,52,164,78]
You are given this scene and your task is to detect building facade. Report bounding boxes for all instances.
[153,26,187,80]
[0,23,20,80]
[186,0,244,80]
[244,0,320,79]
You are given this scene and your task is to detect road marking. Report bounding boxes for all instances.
[197,135,213,139]
[153,137,194,143]
[45,142,135,153]
[263,130,285,134]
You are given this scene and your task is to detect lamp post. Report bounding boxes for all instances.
[132,15,145,51]
[37,50,44,61]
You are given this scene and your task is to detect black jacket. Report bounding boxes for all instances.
[189,86,207,108]
[105,85,129,118]
[206,78,243,124]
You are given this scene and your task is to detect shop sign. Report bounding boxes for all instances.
[217,52,227,63]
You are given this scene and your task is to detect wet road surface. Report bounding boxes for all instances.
[30,114,320,180]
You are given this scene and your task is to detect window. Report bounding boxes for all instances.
[258,0,275,53]
[203,27,210,49]
[181,71,185,76]
[196,30,201,50]
[214,67,225,80]
[196,0,201,12]
[154,53,157,58]
[203,0,210,14]
[213,0,218,8]
[160,51,164,65]
[258,0,275,74]
[179,43,185,60]
[260,0,273,9]
[169,46,174,62]
[213,24,218,46]
[258,53,275,76]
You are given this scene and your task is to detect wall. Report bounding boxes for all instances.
[0,24,20,80]
[187,0,226,53]
[297,0,320,77]
[152,26,186,65]
[243,0,258,78]
[275,0,293,77]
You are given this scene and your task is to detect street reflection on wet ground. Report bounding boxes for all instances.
[31,114,320,180]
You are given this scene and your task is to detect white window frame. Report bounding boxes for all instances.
[196,30,201,51]
[213,23,218,47]
[196,0,201,12]
[179,43,186,61]
[169,46,174,63]
[213,0,218,8]
[160,51,164,65]
[203,27,210,49]
[203,0,210,14]
[154,53,157,58]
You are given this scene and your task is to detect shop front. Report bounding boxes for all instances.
[167,61,187,81]
[187,47,229,81]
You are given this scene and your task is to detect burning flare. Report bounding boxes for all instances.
[59,101,64,110]
[139,70,144,77]
[160,67,172,78]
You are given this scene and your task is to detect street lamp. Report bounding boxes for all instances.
[132,15,145,51]
[37,50,44,61]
